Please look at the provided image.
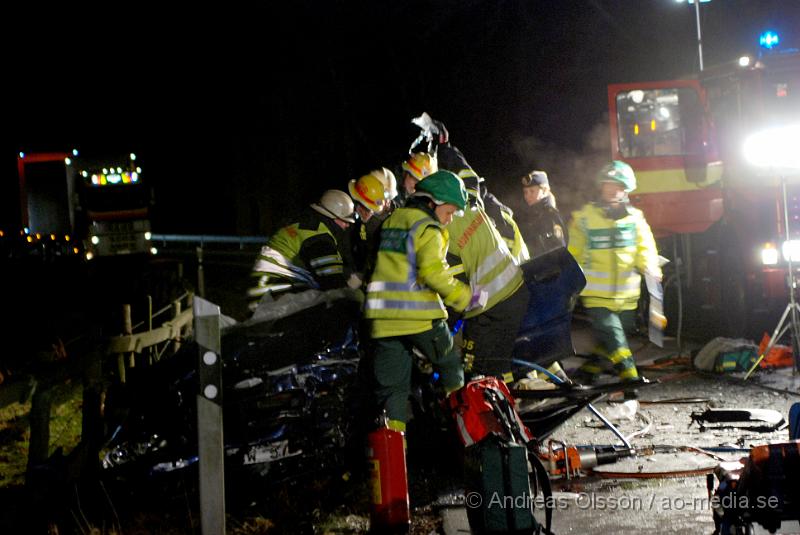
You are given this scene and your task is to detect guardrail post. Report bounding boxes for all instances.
[194,297,225,535]
[26,381,52,473]
[119,304,132,383]
[172,298,182,355]
[147,295,154,365]
[196,246,206,298]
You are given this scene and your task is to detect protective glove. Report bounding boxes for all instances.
[347,272,363,289]
[466,287,488,311]
[430,119,449,144]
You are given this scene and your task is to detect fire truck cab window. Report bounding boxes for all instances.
[616,88,702,158]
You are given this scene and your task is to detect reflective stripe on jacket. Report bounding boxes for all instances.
[247,212,346,309]
[567,203,660,312]
[439,142,530,266]
[447,204,524,319]
[365,207,471,337]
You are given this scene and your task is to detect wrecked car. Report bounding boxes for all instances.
[100,288,367,495]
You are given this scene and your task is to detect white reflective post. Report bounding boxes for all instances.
[195,297,225,534]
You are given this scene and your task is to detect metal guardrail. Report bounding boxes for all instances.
[151,234,267,248]
[150,234,267,299]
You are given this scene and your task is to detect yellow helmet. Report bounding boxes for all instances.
[402,152,438,181]
[370,167,398,200]
[348,173,387,212]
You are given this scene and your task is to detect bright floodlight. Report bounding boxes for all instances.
[738,56,751,67]
[744,125,800,171]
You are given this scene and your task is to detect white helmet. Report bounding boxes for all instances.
[311,190,356,223]
[371,167,398,200]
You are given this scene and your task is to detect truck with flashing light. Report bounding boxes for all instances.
[17,151,153,259]
[606,49,800,338]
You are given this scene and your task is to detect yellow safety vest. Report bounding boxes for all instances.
[247,218,344,308]
[365,207,471,338]
[447,204,524,319]
[567,203,660,312]
[457,166,530,266]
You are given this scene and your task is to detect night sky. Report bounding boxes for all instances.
[5,1,800,236]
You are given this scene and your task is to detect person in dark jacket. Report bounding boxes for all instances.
[436,140,530,265]
[519,170,568,259]
[347,170,390,286]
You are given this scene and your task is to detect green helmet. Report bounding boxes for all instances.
[598,160,637,192]
[414,170,468,210]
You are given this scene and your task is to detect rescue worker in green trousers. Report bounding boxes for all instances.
[246,190,356,312]
[364,170,482,432]
[567,161,662,388]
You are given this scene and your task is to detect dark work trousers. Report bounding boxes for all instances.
[462,285,530,380]
[372,319,464,429]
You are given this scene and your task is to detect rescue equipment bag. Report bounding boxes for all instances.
[448,376,533,447]
[463,434,537,535]
[692,336,758,373]
[449,376,553,535]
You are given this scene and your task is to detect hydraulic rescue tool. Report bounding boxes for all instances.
[541,439,634,479]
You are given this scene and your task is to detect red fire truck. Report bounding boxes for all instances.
[607,50,800,337]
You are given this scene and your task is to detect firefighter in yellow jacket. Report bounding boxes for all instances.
[568,161,661,386]
[437,143,529,381]
[365,170,481,431]
[436,136,530,265]
[246,190,356,312]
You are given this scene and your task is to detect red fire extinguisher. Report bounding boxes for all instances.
[367,412,410,532]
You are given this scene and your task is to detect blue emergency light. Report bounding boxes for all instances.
[760,31,780,50]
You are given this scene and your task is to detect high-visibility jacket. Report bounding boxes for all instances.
[446,202,524,319]
[247,208,349,311]
[567,202,661,312]
[365,205,472,338]
[438,143,530,265]
[497,205,530,265]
